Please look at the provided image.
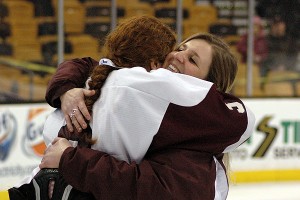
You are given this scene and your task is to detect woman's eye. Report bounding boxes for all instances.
[189,58,196,64]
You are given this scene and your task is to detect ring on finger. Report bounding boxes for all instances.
[72,108,78,114]
[69,113,75,119]
[69,108,78,119]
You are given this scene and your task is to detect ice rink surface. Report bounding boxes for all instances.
[227,181,300,200]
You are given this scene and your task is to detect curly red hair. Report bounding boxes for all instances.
[81,16,176,145]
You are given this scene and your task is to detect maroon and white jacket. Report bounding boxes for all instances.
[46,58,255,200]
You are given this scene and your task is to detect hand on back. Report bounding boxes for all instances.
[60,88,95,132]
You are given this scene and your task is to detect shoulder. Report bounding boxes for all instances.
[107,67,214,106]
[113,67,213,90]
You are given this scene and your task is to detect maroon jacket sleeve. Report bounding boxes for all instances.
[60,146,216,200]
[60,147,138,199]
[45,57,98,108]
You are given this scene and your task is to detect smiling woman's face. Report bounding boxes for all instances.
[162,39,213,80]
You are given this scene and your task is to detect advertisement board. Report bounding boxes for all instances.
[231,98,300,182]
[0,104,54,190]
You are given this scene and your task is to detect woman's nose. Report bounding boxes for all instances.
[173,51,187,63]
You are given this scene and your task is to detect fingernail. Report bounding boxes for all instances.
[82,123,87,128]
[78,128,82,132]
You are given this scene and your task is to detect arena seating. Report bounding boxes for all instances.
[0,0,226,65]
[1,0,298,98]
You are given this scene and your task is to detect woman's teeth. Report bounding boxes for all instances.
[168,65,179,73]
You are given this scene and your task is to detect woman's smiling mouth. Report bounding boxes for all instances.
[167,64,180,73]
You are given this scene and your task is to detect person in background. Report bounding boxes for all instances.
[236,16,269,77]
[262,15,299,73]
